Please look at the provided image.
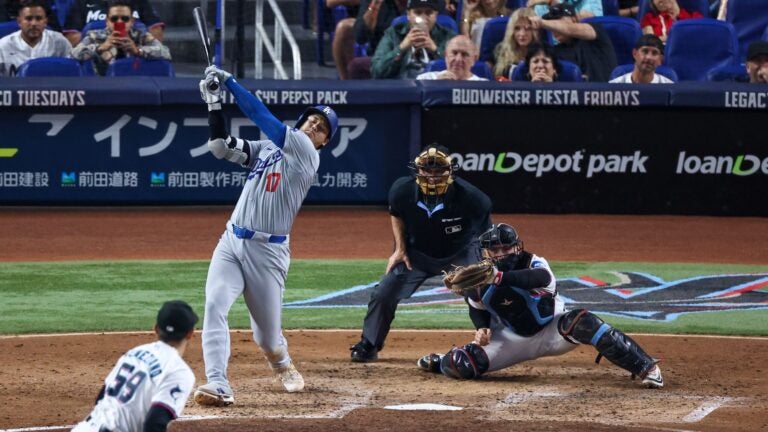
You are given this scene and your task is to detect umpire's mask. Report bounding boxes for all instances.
[410,146,456,209]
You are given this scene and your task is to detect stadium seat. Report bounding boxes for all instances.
[16,57,84,77]
[0,20,19,38]
[582,16,642,66]
[636,0,709,21]
[511,60,584,81]
[315,0,349,66]
[80,19,147,40]
[390,14,459,33]
[106,58,175,77]
[664,18,738,81]
[478,16,509,63]
[608,63,678,82]
[425,58,494,79]
[706,64,749,82]
[602,0,620,16]
[726,0,768,61]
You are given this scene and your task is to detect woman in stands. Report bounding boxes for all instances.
[524,41,561,82]
[641,0,702,43]
[461,0,509,49]
[491,7,538,80]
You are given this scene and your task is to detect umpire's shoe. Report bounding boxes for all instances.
[350,340,378,362]
[417,353,442,373]
[194,382,235,407]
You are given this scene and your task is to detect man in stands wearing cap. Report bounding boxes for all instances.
[371,0,456,78]
[746,40,768,84]
[71,301,198,432]
[610,34,672,84]
[529,2,617,82]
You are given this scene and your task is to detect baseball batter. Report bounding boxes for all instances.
[194,66,338,406]
[418,224,664,388]
[71,300,198,432]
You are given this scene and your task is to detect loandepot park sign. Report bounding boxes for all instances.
[285,272,768,322]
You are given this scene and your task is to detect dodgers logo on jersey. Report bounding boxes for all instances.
[247,149,283,180]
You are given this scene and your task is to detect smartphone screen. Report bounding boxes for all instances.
[114,21,126,37]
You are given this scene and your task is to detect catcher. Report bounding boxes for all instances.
[417,223,664,388]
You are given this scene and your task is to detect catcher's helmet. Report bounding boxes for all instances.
[409,145,457,196]
[296,105,339,140]
[479,223,521,249]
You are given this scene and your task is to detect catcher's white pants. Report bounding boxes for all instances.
[482,298,576,372]
[201,230,292,384]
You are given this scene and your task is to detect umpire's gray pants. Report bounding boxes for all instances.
[361,245,483,351]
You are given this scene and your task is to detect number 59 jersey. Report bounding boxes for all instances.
[75,341,195,431]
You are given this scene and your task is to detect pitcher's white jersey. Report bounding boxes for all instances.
[73,341,195,432]
[229,127,319,235]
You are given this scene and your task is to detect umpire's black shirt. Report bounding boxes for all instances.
[389,175,492,260]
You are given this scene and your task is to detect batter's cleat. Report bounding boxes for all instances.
[417,353,442,373]
[274,362,305,392]
[641,364,664,389]
[350,341,378,363]
[194,382,235,407]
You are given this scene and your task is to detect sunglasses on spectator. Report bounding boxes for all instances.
[109,15,131,22]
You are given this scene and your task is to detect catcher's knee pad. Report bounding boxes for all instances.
[558,309,656,376]
[439,343,489,380]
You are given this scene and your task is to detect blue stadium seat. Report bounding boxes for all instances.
[315,0,349,66]
[608,63,678,82]
[390,14,459,33]
[664,18,738,81]
[478,16,509,63]
[80,20,147,40]
[16,57,84,77]
[602,0,620,16]
[637,0,709,21]
[706,64,749,82]
[425,58,494,79]
[511,60,584,81]
[726,0,768,61]
[582,16,642,66]
[106,58,175,77]
[0,20,20,38]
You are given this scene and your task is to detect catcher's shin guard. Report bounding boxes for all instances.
[558,309,657,377]
[439,343,489,379]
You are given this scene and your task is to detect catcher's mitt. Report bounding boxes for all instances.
[443,259,499,294]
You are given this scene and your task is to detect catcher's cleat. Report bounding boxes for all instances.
[274,362,305,392]
[641,364,664,389]
[194,382,235,407]
[350,341,378,363]
[417,353,442,373]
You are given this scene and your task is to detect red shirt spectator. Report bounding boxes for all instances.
[640,0,701,43]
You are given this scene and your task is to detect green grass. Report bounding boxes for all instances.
[1,260,767,335]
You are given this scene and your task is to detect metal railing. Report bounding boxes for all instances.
[254,0,302,79]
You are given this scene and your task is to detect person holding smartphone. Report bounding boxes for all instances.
[71,0,170,75]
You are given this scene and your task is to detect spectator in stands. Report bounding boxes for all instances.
[461,0,508,49]
[68,0,165,41]
[417,34,487,79]
[371,0,456,79]
[491,7,538,80]
[71,0,169,75]
[522,41,561,81]
[618,0,639,17]
[329,0,361,79]
[343,0,411,79]
[746,40,768,84]
[529,3,616,82]
[640,0,702,43]
[609,34,672,83]
[528,0,603,19]
[1,0,81,45]
[0,0,71,76]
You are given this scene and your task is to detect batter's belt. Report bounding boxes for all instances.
[230,223,288,244]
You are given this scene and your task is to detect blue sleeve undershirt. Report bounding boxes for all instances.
[225,77,287,147]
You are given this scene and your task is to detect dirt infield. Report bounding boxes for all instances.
[1,207,767,431]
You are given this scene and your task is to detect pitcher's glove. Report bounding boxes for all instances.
[442,259,502,295]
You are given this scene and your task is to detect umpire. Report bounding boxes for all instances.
[350,144,492,362]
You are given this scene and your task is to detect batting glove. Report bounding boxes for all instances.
[204,65,233,84]
[199,79,222,111]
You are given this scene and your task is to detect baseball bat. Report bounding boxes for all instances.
[193,6,219,91]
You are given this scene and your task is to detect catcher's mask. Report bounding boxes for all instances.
[479,223,525,271]
[409,146,456,206]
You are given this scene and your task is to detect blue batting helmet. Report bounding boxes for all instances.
[296,105,339,141]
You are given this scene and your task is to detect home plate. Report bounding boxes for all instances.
[384,403,463,411]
